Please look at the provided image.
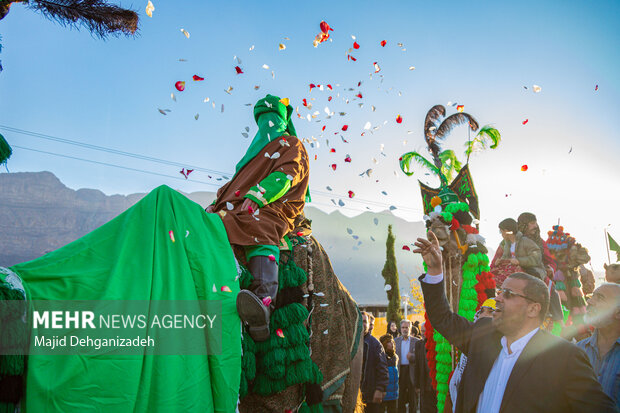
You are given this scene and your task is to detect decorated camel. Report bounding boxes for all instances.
[0,186,362,413]
[399,104,500,412]
[546,225,592,339]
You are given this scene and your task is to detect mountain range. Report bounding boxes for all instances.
[0,171,427,303]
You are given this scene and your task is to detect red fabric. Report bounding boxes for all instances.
[424,312,437,390]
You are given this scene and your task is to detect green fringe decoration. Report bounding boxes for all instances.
[0,133,11,165]
[433,330,451,413]
[440,211,453,223]
[445,202,469,214]
[239,251,323,400]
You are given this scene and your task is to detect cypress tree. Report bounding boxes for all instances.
[382,225,403,323]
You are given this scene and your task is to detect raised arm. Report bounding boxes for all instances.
[414,232,476,355]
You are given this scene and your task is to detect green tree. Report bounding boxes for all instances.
[382,225,403,323]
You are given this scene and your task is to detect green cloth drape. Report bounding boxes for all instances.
[11,185,241,413]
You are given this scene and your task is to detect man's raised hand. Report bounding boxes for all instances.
[413,231,443,275]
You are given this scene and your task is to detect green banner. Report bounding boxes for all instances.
[419,164,480,218]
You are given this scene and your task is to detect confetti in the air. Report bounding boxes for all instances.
[348,190,355,198]
[145,0,154,17]
[344,155,352,163]
[221,286,232,292]
[276,328,285,338]
[175,81,185,91]
[380,40,387,47]
[353,41,360,49]
[279,43,286,51]
[331,164,337,171]
[262,297,272,307]
[522,119,529,125]
[532,85,542,93]
[385,284,392,291]
[396,114,403,124]
[456,105,464,112]
[521,164,528,171]
[235,66,243,74]
[192,75,204,81]
[313,20,333,47]
[226,202,234,210]
[595,84,599,91]
[180,28,190,38]
[373,62,381,73]
[169,230,175,243]
[402,245,410,251]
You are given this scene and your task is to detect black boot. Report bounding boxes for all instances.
[236,256,279,342]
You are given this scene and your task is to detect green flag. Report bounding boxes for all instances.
[609,232,620,261]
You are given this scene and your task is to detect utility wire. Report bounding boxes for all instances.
[4,125,423,214]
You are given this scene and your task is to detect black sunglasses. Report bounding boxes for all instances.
[497,287,536,302]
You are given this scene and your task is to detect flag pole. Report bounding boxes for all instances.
[605,227,611,265]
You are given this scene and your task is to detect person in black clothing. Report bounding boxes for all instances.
[386,320,399,340]
[361,312,389,413]
[414,322,437,413]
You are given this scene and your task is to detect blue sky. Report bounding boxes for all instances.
[1,0,619,270]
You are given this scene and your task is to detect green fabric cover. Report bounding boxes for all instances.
[234,94,297,177]
[0,133,11,165]
[10,185,241,413]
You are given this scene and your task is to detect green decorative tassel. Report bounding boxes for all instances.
[0,133,11,165]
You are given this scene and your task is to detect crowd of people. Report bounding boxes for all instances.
[359,212,619,413]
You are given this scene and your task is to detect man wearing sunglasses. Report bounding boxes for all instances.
[413,231,617,413]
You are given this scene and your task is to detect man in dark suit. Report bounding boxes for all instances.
[361,311,389,412]
[413,231,618,413]
[394,320,418,413]
[414,322,437,413]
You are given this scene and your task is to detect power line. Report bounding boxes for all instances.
[12,146,222,187]
[12,145,418,217]
[0,125,231,177]
[3,124,423,214]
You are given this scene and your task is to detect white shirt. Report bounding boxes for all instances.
[422,272,540,413]
[476,328,539,413]
[400,337,411,365]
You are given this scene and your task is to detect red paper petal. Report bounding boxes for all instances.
[262,296,272,307]
[353,41,360,49]
[402,245,410,251]
[342,125,348,131]
[595,84,599,91]
[296,231,304,236]
[192,75,204,81]
[348,55,357,61]
[221,286,232,292]
[322,125,326,131]
[356,93,362,98]
[186,169,193,176]
[348,190,355,198]
[331,164,337,171]
[302,98,308,107]
[344,156,351,163]
[235,66,243,74]
[327,84,332,90]
[169,230,176,243]
[309,83,316,90]
[522,119,529,125]
[320,20,333,34]
[328,96,332,101]
[396,115,403,124]
[358,81,362,87]
[268,254,276,261]
[175,81,185,91]
[330,148,336,153]
[456,105,464,112]
[276,328,285,338]
[380,40,387,47]
[521,164,528,171]
[234,190,241,197]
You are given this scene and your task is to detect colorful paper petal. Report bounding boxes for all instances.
[396,114,403,124]
[192,75,204,81]
[175,81,185,91]
[380,40,387,47]
[145,0,154,17]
